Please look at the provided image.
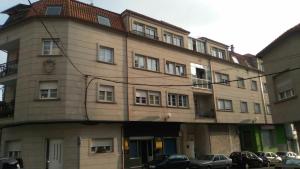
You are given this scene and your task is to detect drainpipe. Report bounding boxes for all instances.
[208,58,216,120]
[258,72,268,124]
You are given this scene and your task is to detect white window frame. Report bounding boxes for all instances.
[97,85,114,102]
[135,90,148,105]
[6,140,21,159]
[134,54,159,72]
[237,77,245,88]
[167,93,188,108]
[39,81,58,100]
[278,89,295,101]
[42,39,60,55]
[98,46,114,64]
[135,90,161,106]
[90,138,113,154]
[165,61,185,76]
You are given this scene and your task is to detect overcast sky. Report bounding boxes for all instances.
[0,0,300,62]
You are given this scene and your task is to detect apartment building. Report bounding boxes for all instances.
[257,23,300,152]
[0,0,293,169]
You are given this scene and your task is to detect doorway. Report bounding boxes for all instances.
[48,139,63,169]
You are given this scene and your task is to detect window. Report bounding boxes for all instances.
[6,141,21,159]
[98,85,114,102]
[251,80,258,91]
[195,40,205,53]
[98,46,114,63]
[237,77,245,88]
[173,35,183,47]
[217,99,233,111]
[165,61,186,76]
[168,93,177,107]
[254,103,261,114]
[263,83,268,93]
[261,130,274,147]
[148,91,160,105]
[134,54,159,72]
[215,73,230,85]
[97,15,111,27]
[135,90,147,105]
[39,81,58,99]
[164,32,183,46]
[129,140,139,158]
[232,56,239,64]
[132,22,157,39]
[42,39,60,55]
[266,104,271,115]
[240,101,248,113]
[135,90,161,106]
[167,93,188,108]
[45,6,62,16]
[90,138,113,153]
[278,89,295,101]
[211,47,225,59]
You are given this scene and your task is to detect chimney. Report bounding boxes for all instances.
[230,45,234,53]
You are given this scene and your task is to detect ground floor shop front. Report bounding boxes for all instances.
[0,122,294,169]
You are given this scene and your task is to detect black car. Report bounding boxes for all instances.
[190,154,232,169]
[0,158,21,169]
[230,151,263,169]
[255,152,271,167]
[144,154,190,169]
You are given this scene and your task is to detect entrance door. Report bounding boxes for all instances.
[140,140,153,164]
[48,139,63,169]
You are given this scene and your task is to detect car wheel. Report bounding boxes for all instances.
[266,162,270,168]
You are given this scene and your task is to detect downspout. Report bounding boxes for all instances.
[258,72,268,124]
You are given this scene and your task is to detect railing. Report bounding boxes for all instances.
[192,78,211,89]
[0,100,15,118]
[131,30,159,40]
[0,60,18,78]
[196,110,215,118]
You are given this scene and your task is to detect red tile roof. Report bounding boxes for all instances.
[3,0,125,31]
[257,23,300,57]
[231,51,258,69]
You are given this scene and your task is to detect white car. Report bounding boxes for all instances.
[265,152,282,165]
[277,151,300,160]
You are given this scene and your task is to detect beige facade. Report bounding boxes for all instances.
[0,1,277,169]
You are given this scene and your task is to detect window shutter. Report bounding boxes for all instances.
[40,81,57,90]
[7,141,21,152]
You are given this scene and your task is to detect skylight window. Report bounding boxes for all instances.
[97,15,111,27]
[45,6,62,16]
[232,56,239,64]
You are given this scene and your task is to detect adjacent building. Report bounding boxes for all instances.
[257,23,300,152]
[0,0,295,169]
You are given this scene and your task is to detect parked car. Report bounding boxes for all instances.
[190,154,232,169]
[264,152,282,166]
[274,158,300,169]
[0,158,21,169]
[230,151,263,169]
[144,154,190,169]
[276,151,300,160]
[255,152,271,167]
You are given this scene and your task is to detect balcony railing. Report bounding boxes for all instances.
[192,78,211,89]
[0,100,15,118]
[131,30,159,40]
[0,60,18,78]
[196,110,215,118]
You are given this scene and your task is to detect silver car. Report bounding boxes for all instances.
[265,152,282,165]
[190,154,232,169]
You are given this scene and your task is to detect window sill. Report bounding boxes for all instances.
[132,67,160,74]
[96,60,116,65]
[275,95,298,104]
[167,106,189,109]
[96,101,117,104]
[38,54,63,57]
[238,87,246,89]
[164,73,187,78]
[254,112,262,114]
[134,103,162,107]
[34,98,61,101]
[217,109,233,112]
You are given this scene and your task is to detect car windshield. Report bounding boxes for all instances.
[255,152,264,156]
[197,155,214,161]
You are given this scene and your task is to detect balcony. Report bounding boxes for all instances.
[131,30,159,40]
[0,60,18,78]
[192,78,211,90]
[0,100,15,118]
[194,94,215,119]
